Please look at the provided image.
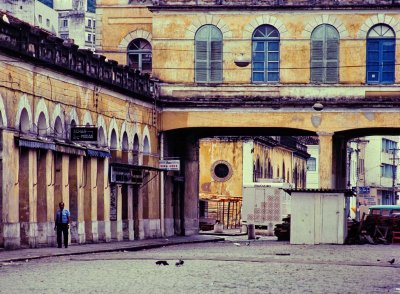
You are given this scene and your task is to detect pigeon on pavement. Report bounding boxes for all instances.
[175,259,184,267]
[388,258,395,265]
[155,260,169,266]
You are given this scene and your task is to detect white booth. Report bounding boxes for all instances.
[286,189,353,245]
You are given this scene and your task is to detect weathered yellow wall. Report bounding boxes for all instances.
[97,4,152,66]
[98,5,400,85]
[0,52,160,233]
[199,139,244,199]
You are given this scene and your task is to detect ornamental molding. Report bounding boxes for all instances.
[357,14,400,39]
[302,14,349,38]
[243,15,288,39]
[186,15,232,39]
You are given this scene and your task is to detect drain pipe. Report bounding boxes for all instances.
[160,132,165,237]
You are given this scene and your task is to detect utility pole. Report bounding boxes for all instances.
[389,148,400,205]
[348,138,369,221]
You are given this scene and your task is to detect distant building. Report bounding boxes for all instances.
[55,0,96,51]
[1,0,58,34]
[359,136,399,206]
[199,136,309,228]
[298,136,320,189]
[1,0,96,50]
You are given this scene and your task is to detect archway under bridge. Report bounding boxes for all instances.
[160,126,400,236]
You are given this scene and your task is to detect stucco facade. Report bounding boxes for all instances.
[0,14,163,249]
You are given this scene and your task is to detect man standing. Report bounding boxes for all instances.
[55,202,70,248]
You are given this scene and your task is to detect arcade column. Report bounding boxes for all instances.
[317,132,334,189]
[2,131,20,249]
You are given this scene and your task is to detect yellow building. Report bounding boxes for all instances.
[199,136,308,228]
[0,12,161,249]
[96,0,400,235]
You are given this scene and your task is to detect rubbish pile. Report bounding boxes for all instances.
[346,212,400,245]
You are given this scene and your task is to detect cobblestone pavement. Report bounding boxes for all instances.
[0,236,399,294]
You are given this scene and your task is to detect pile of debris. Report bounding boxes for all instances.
[346,213,400,245]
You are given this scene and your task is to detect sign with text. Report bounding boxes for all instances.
[71,127,98,141]
[110,166,143,185]
[159,160,180,171]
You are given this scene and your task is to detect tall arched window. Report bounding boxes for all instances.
[195,25,223,83]
[127,38,152,73]
[366,24,395,84]
[311,24,339,83]
[252,25,280,82]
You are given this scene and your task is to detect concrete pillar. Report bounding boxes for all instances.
[76,155,85,243]
[84,157,98,243]
[27,149,38,248]
[127,152,135,241]
[2,131,20,249]
[69,155,85,244]
[135,186,144,240]
[183,136,199,236]
[45,151,56,246]
[111,184,123,240]
[318,132,334,189]
[98,157,111,242]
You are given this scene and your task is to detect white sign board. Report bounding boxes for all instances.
[159,160,180,171]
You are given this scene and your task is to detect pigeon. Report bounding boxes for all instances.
[255,236,261,240]
[246,242,250,246]
[175,259,184,267]
[155,260,169,266]
[388,258,395,265]
[233,242,241,246]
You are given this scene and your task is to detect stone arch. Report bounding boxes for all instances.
[121,132,129,151]
[82,111,93,127]
[54,116,63,138]
[15,94,32,133]
[108,118,119,149]
[67,108,80,127]
[0,94,8,127]
[302,14,349,38]
[120,121,131,151]
[50,104,65,138]
[34,98,49,135]
[142,125,151,154]
[110,130,118,150]
[244,15,289,39]
[97,115,107,147]
[186,15,233,39]
[37,112,47,136]
[118,29,152,50]
[357,14,400,39]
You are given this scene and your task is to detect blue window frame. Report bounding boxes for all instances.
[366,24,395,84]
[252,25,280,83]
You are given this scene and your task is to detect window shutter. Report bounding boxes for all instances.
[195,40,208,82]
[381,40,395,83]
[325,39,339,83]
[311,40,324,83]
[210,40,222,82]
[366,39,381,83]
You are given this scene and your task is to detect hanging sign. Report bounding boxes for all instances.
[110,165,143,184]
[71,127,98,141]
[159,160,180,171]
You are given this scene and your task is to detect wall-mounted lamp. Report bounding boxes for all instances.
[234,53,251,67]
[312,102,324,111]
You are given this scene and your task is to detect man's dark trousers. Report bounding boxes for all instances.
[57,224,69,248]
